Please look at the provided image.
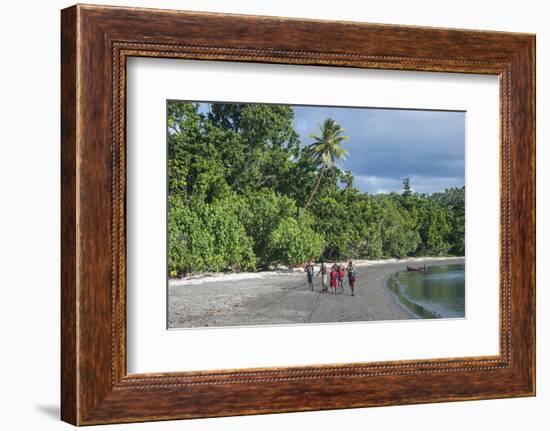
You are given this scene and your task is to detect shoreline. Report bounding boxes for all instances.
[170,256,465,287]
[168,257,464,328]
[380,270,418,320]
[386,261,466,319]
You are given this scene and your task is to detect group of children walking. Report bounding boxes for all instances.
[304,260,356,296]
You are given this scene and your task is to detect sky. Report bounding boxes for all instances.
[293,106,465,194]
[196,102,465,194]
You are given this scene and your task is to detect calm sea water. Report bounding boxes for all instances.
[387,264,465,319]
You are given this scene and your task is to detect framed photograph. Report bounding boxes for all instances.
[61,4,535,425]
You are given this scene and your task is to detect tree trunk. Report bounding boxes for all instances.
[304,163,326,210]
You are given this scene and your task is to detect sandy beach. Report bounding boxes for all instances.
[168,257,465,329]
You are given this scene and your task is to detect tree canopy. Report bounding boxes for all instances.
[304,118,348,209]
[167,101,465,276]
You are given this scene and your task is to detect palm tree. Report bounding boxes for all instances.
[304,118,348,210]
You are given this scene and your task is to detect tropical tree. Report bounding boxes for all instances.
[402,177,412,196]
[268,213,325,267]
[303,118,348,209]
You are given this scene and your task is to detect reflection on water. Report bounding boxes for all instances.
[387,264,465,319]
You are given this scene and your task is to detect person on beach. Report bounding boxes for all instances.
[317,259,328,291]
[338,264,346,293]
[347,261,356,296]
[305,260,315,291]
[330,266,338,294]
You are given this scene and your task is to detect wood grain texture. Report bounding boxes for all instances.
[60,5,78,425]
[60,4,536,425]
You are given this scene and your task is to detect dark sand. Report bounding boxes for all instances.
[168,258,465,329]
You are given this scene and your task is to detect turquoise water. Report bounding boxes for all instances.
[387,264,465,319]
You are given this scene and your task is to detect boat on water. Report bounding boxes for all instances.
[406,264,428,272]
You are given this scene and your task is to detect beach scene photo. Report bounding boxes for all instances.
[167,101,465,329]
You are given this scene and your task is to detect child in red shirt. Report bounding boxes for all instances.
[330,268,338,294]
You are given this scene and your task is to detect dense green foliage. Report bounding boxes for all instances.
[167,101,465,276]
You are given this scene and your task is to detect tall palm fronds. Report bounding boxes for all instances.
[304,118,348,209]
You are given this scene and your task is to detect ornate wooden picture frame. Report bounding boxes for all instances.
[61,4,535,425]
